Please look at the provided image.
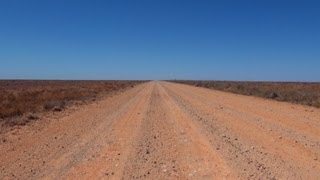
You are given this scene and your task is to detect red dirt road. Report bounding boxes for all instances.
[0,81,319,179]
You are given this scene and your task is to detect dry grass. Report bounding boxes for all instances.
[0,80,145,127]
[169,80,320,108]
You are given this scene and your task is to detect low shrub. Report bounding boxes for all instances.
[169,80,320,108]
[0,80,145,127]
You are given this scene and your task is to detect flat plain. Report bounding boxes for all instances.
[0,81,319,179]
[170,80,320,108]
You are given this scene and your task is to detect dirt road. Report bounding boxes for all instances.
[0,81,319,179]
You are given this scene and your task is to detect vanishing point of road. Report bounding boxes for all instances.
[0,81,319,179]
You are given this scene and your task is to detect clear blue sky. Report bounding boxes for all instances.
[0,0,319,81]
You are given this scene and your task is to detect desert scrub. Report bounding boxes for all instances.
[169,80,320,108]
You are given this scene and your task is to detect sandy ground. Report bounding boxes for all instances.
[0,81,319,179]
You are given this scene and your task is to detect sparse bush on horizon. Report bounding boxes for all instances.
[170,80,320,108]
[0,80,144,127]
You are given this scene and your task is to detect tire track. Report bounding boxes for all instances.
[162,81,320,179]
[1,81,319,179]
[0,83,149,179]
[123,83,234,179]
[63,82,154,179]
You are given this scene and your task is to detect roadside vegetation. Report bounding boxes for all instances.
[0,80,145,128]
[169,80,320,108]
